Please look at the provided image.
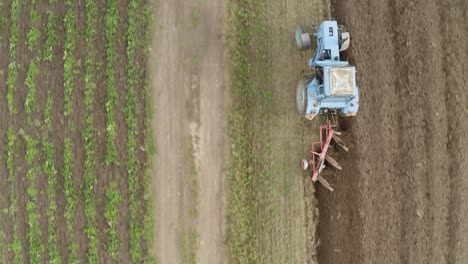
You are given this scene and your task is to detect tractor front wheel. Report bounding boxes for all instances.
[295,26,311,50]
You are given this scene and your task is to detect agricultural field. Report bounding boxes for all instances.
[153,0,468,263]
[0,0,154,263]
[2,0,468,263]
[317,0,468,264]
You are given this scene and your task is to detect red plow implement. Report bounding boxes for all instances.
[301,119,349,191]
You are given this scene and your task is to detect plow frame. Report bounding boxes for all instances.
[310,122,334,182]
[305,117,340,191]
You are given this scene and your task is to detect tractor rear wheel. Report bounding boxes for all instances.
[296,78,309,115]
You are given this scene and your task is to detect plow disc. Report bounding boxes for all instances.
[302,118,348,191]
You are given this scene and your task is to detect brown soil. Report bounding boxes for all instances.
[317,0,468,263]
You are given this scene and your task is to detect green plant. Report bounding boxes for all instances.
[121,1,156,262]
[61,2,80,260]
[26,27,40,52]
[82,0,99,262]
[63,138,79,263]
[104,0,119,165]
[44,92,53,130]
[43,138,61,264]
[44,4,57,62]
[25,60,39,114]
[104,182,121,260]
[63,0,76,116]
[7,0,20,113]
[25,0,40,121]
[30,0,39,21]
[7,128,23,264]
[42,2,61,259]
[23,133,45,263]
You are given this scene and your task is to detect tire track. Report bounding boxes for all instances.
[441,1,468,263]
[388,1,412,263]
[419,1,450,263]
[318,1,367,263]
[360,1,400,263]
[392,2,427,262]
[403,1,450,263]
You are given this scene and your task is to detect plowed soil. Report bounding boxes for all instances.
[317,0,468,263]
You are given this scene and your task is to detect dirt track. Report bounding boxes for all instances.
[150,0,230,263]
[318,0,468,263]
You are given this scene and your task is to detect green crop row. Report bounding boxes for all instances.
[42,1,62,262]
[104,0,119,165]
[25,60,39,114]
[44,0,57,62]
[7,0,20,113]
[63,0,76,116]
[63,2,79,261]
[124,1,156,262]
[125,0,142,261]
[29,0,39,23]
[7,128,23,264]
[42,138,61,264]
[25,0,40,116]
[83,0,99,262]
[26,27,40,52]
[44,92,53,130]
[23,133,45,264]
[63,138,79,263]
[104,182,121,261]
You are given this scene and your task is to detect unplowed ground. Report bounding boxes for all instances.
[317,0,468,263]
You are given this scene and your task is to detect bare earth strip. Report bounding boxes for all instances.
[150,0,230,263]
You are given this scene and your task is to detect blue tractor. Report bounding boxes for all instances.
[295,21,359,120]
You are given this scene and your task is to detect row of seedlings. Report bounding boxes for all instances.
[6,0,22,262]
[82,0,99,262]
[42,1,61,262]
[63,0,80,262]
[25,0,45,263]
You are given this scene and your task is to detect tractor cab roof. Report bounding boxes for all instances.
[328,67,355,96]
